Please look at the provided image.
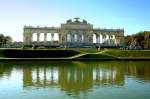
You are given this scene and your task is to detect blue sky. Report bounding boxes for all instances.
[0,0,150,41]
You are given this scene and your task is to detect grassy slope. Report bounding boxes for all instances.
[74,49,150,59]
[76,54,117,59]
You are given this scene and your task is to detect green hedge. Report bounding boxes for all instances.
[1,49,80,58]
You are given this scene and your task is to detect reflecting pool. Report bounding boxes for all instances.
[0,61,150,99]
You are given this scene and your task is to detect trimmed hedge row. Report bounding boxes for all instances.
[1,49,80,58]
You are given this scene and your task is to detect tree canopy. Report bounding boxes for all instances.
[0,34,12,46]
[125,31,150,48]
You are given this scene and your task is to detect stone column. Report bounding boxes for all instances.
[58,33,62,43]
[44,33,47,42]
[96,34,100,43]
[96,35,98,43]
[88,34,93,44]
[37,33,40,42]
[101,34,103,43]
[106,34,109,45]
[74,34,77,42]
[98,34,100,43]
[103,34,106,44]
[71,34,74,43]
[112,35,116,45]
[77,34,79,43]
[51,33,54,42]
[100,33,102,44]
[84,34,88,43]
[107,35,110,45]
[66,34,68,42]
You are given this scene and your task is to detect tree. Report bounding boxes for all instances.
[0,34,12,46]
[0,34,5,46]
[125,31,150,49]
[125,35,132,46]
[4,36,12,44]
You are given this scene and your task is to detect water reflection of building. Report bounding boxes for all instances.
[1,61,150,95]
[22,63,124,94]
[93,66,124,86]
[23,66,59,87]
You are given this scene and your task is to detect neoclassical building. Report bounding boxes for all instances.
[23,17,124,47]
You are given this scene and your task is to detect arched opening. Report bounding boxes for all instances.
[74,34,78,42]
[93,33,101,44]
[46,33,51,41]
[39,33,44,42]
[54,33,59,41]
[32,33,37,41]
[106,34,109,40]
[67,34,71,42]
[112,35,115,39]
[93,34,96,43]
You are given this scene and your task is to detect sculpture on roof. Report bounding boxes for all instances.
[67,19,72,23]
[74,17,80,23]
[83,19,87,24]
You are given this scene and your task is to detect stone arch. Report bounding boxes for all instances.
[46,33,51,41]
[106,34,109,40]
[81,34,84,43]
[53,33,59,41]
[39,33,44,42]
[93,33,96,43]
[67,33,71,42]
[32,33,38,41]
[74,34,78,42]
[112,35,115,39]
[93,33,100,43]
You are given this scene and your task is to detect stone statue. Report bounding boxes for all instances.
[74,17,80,23]
[67,19,72,23]
[83,19,87,24]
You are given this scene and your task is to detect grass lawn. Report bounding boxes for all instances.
[103,49,150,57]
[77,53,117,59]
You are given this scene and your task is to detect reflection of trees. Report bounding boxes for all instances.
[126,61,150,80]
[0,62,12,78]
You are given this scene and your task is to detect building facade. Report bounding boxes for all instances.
[23,17,124,47]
